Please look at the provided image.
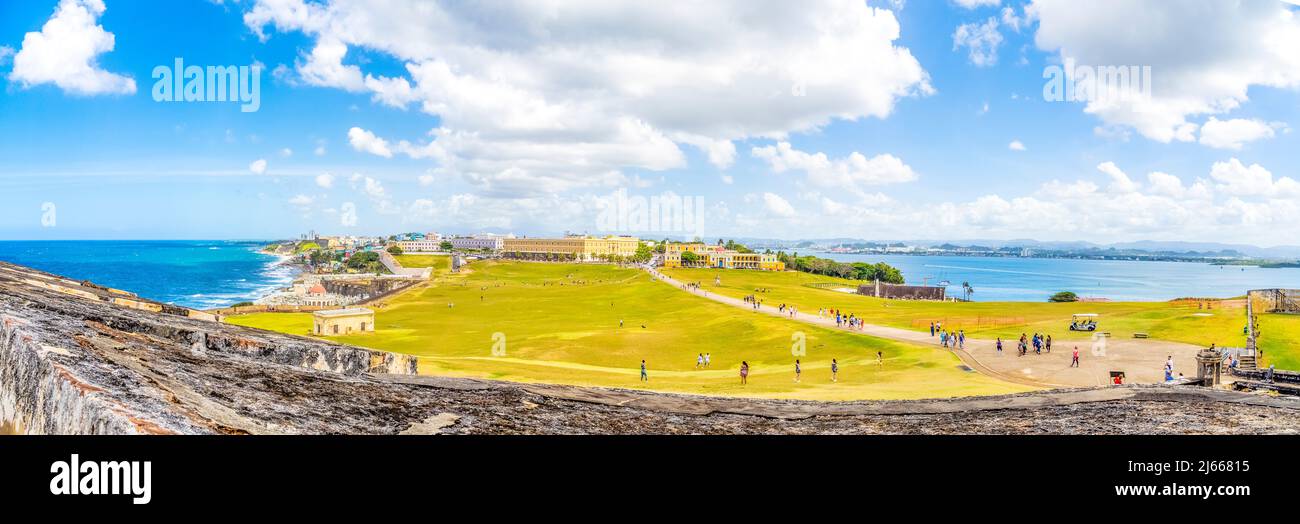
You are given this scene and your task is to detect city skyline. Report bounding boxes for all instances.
[1,0,1300,245]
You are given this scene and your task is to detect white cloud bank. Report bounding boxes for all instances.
[1029,0,1300,144]
[8,0,136,95]
[752,141,918,198]
[245,0,932,197]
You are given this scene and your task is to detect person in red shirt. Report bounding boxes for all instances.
[1071,347,1080,368]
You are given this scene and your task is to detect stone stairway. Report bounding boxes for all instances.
[1239,339,1258,370]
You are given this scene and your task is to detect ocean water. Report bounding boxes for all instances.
[0,240,297,310]
[819,253,1300,302]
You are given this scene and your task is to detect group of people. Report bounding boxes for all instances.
[777,303,798,318]
[825,308,865,331]
[1017,333,1052,356]
[929,322,967,350]
[744,295,763,310]
[792,358,840,383]
[640,353,887,385]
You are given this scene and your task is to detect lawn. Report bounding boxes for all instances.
[661,267,1248,348]
[393,254,450,273]
[1257,313,1300,370]
[226,261,1031,401]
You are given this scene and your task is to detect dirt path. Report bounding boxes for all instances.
[648,268,1205,388]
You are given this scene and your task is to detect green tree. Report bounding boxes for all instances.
[1049,291,1080,302]
[440,240,454,251]
[387,245,404,256]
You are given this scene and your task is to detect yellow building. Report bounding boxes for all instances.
[312,308,375,336]
[502,236,641,260]
[661,243,784,271]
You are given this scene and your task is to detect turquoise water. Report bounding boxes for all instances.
[820,253,1300,302]
[0,240,296,309]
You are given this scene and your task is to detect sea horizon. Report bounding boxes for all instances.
[0,239,298,310]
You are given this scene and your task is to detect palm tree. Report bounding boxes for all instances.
[962,281,974,302]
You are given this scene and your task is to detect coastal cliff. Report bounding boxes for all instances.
[2,260,1300,435]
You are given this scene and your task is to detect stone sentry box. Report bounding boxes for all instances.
[313,308,376,336]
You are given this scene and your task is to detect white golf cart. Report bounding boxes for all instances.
[1069,313,1098,332]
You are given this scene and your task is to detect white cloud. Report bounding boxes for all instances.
[1210,158,1300,198]
[340,202,358,226]
[418,174,435,187]
[1008,140,1026,151]
[954,0,1000,8]
[245,0,932,197]
[752,141,917,197]
[709,156,1300,245]
[315,173,334,188]
[356,175,400,214]
[953,17,1003,67]
[1029,0,1300,144]
[347,127,392,158]
[249,158,268,175]
[0,46,14,67]
[280,148,294,157]
[8,0,136,95]
[1000,6,1022,32]
[1198,117,1286,150]
[288,194,314,206]
[761,192,796,218]
[1096,161,1139,193]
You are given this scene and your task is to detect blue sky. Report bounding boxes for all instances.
[1,0,1299,245]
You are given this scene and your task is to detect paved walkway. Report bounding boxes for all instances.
[647,268,1205,388]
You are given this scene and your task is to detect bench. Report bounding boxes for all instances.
[1133,332,1149,339]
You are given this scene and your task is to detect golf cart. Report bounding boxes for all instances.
[1069,313,1098,332]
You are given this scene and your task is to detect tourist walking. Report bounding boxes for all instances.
[696,353,704,369]
[704,353,711,368]
[831,358,839,382]
[1071,347,1080,368]
[794,359,801,383]
[876,351,884,367]
[958,330,965,350]
[1045,335,1052,353]
[640,360,648,382]
[996,337,1003,354]
[1164,356,1174,382]
[740,361,750,385]
[930,322,935,337]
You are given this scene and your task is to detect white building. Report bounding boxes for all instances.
[450,236,504,251]
[396,240,445,253]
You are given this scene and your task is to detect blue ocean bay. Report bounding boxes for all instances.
[0,240,295,309]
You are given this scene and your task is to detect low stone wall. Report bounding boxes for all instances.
[1231,367,1300,385]
[857,281,947,300]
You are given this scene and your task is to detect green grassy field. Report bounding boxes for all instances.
[226,260,1030,400]
[662,267,1248,348]
[1258,313,1300,370]
[394,254,450,272]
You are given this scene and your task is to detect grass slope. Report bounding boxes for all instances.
[227,261,1029,400]
[1258,313,1300,371]
[662,267,1249,348]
